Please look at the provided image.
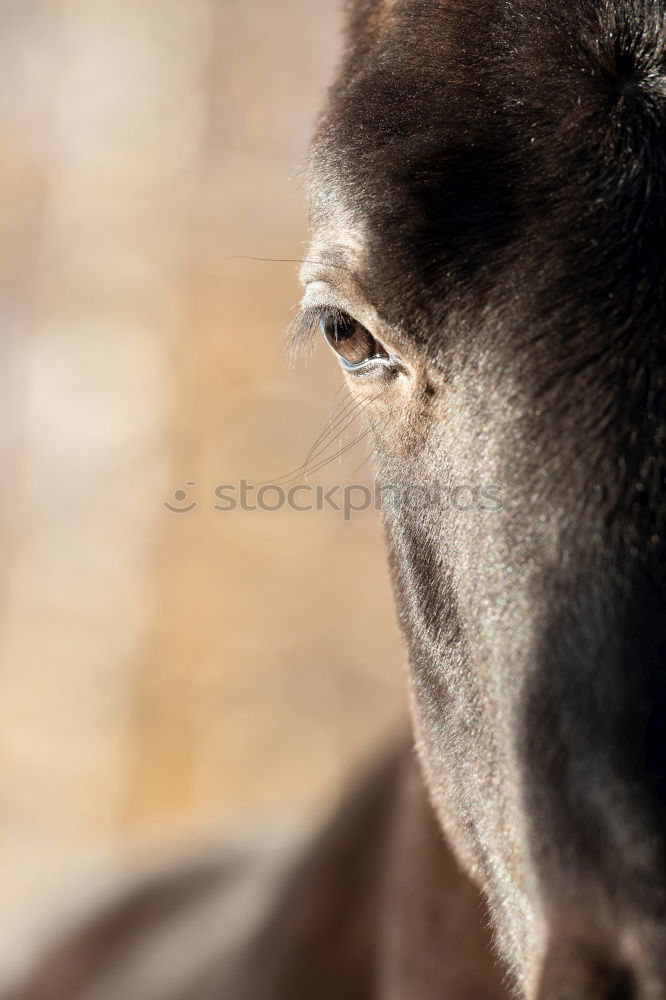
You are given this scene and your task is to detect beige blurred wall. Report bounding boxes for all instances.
[0,0,405,931]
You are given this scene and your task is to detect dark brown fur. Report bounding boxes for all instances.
[304,0,666,992]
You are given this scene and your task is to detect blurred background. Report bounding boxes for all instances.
[0,0,405,962]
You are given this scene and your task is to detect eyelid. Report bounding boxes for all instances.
[300,281,378,330]
[300,281,343,312]
[340,355,384,373]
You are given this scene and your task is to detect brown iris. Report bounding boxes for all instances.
[320,310,389,369]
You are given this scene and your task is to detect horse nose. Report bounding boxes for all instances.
[535,937,640,1000]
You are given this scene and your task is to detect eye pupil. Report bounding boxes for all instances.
[320,310,389,369]
[325,313,355,343]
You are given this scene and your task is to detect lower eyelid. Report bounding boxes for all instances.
[341,356,397,377]
[341,358,373,372]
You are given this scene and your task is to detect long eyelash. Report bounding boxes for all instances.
[286,307,321,360]
[287,305,346,360]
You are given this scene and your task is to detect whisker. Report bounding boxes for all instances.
[259,384,357,487]
[349,449,373,477]
[294,391,382,480]
[300,386,356,468]
[221,254,356,275]
[267,388,386,487]
[293,386,392,481]
[302,387,370,460]
[296,426,375,481]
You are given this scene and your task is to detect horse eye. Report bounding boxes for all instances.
[320,310,389,370]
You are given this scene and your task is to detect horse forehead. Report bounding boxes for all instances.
[309,2,536,312]
[311,100,520,323]
[312,1,666,324]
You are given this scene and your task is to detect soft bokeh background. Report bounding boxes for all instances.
[0,0,405,951]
